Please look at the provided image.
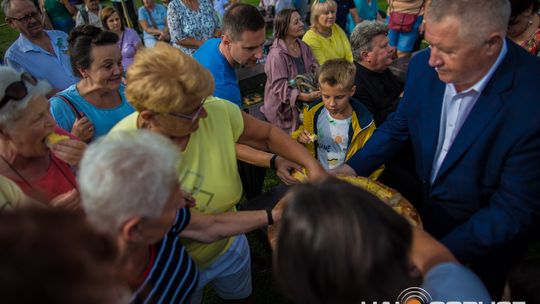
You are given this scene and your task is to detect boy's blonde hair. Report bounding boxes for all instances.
[125,42,214,113]
[318,59,356,90]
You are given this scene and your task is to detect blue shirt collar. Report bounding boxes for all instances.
[17,31,63,54]
[17,33,41,53]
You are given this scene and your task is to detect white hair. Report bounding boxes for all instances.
[2,0,38,22]
[0,66,51,129]
[78,130,181,235]
[1,0,13,16]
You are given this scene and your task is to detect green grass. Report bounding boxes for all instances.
[202,169,292,303]
[0,11,19,58]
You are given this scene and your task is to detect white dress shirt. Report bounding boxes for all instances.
[430,40,508,183]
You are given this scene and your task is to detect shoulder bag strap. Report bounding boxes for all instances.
[54,94,84,120]
[144,6,158,30]
[80,7,89,24]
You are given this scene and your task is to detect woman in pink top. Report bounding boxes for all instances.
[0,66,85,208]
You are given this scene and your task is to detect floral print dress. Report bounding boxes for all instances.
[168,0,220,56]
[521,21,540,57]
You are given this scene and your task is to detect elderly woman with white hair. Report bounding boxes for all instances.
[79,130,284,303]
[0,66,86,208]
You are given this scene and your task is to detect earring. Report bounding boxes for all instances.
[528,19,533,26]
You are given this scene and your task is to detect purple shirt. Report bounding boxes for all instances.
[118,28,141,71]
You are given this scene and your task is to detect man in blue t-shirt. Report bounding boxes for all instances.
[194,3,266,107]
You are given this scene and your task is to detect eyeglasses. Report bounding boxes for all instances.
[0,73,37,110]
[165,98,206,124]
[6,11,40,23]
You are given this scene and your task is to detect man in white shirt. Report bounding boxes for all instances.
[75,0,103,28]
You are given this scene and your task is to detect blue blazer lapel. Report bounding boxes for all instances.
[434,91,504,181]
[420,77,445,180]
[434,43,515,182]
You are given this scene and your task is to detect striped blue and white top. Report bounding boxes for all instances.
[130,208,199,304]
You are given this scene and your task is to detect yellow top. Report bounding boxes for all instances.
[0,176,34,211]
[110,97,245,268]
[302,24,353,64]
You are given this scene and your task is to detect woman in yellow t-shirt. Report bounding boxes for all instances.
[110,42,325,302]
[302,0,354,64]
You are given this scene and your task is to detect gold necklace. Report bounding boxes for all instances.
[317,27,332,38]
[288,42,299,53]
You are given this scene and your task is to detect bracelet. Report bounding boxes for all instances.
[269,154,278,170]
[266,208,274,226]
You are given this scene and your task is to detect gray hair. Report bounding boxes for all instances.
[350,21,388,62]
[426,0,510,41]
[79,130,181,235]
[2,0,11,16]
[2,0,33,17]
[0,66,52,129]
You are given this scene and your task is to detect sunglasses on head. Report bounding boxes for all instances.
[0,73,38,110]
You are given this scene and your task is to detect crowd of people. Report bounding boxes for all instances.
[1,0,540,303]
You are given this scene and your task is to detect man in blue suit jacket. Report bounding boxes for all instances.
[336,0,540,297]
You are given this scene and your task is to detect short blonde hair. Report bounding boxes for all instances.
[310,0,338,29]
[318,59,356,90]
[125,42,214,113]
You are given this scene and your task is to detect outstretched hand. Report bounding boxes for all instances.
[275,156,303,185]
[409,227,458,275]
[328,163,357,177]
